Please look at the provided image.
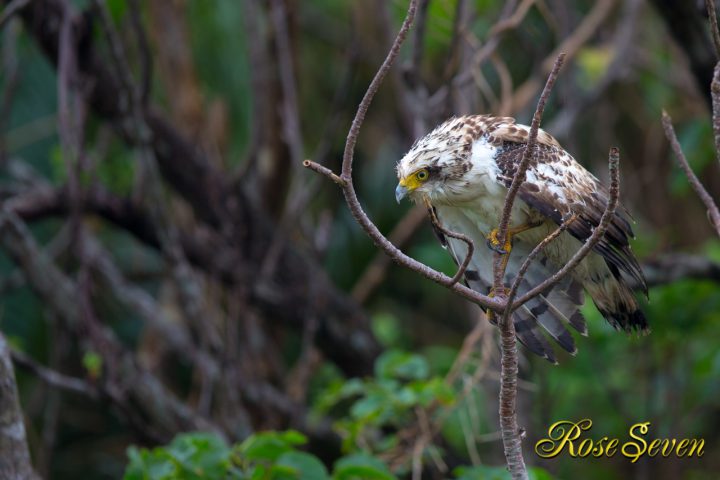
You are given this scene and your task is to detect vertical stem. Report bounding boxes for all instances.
[0,333,39,480]
[499,321,527,480]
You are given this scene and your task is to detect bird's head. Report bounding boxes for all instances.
[395,151,441,204]
[395,119,476,205]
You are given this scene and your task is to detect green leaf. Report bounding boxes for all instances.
[275,451,330,480]
[371,312,402,347]
[349,392,388,421]
[279,430,308,446]
[333,453,396,480]
[164,433,231,478]
[123,433,233,480]
[82,351,103,379]
[124,446,175,480]
[239,431,307,462]
[375,350,429,381]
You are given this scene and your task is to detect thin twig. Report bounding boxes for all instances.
[409,0,431,82]
[488,0,535,38]
[426,200,474,286]
[340,1,415,180]
[501,214,578,325]
[303,160,346,186]
[712,61,720,169]
[492,52,566,290]
[11,348,98,398]
[0,0,29,29]
[434,0,524,101]
[513,147,622,308]
[0,333,40,480]
[509,0,615,114]
[706,0,720,59]
[661,111,720,237]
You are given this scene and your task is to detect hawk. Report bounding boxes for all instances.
[395,115,648,363]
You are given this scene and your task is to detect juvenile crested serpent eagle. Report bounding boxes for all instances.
[395,115,648,363]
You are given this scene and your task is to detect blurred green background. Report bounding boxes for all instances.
[2,0,720,478]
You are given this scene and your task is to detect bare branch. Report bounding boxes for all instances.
[426,201,474,286]
[0,0,29,29]
[712,61,720,168]
[11,348,98,399]
[706,0,720,59]
[488,0,535,38]
[340,0,416,180]
[493,52,566,289]
[127,0,152,107]
[513,147,622,308]
[661,110,720,236]
[510,0,615,113]
[0,207,222,438]
[0,333,40,480]
[303,160,346,186]
[498,318,524,480]
[501,214,578,325]
[639,253,720,288]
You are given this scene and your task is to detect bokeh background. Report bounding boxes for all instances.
[2,0,720,478]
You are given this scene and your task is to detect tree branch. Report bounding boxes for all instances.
[639,253,720,288]
[501,214,578,324]
[705,0,720,59]
[0,207,222,439]
[11,348,98,399]
[712,60,720,170]
[426,200,474,286]
[492,53,566,290]
[661,110,720,237]
[12,0,381,377]
[0,333,40,480]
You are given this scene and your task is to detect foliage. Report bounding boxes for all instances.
[314,349,455,455]
[124,349,563,479]
[124,431,391,480]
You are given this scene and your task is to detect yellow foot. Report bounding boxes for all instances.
[486,221,543,254]
[487,286,511,324]
[486,228,513,254]
[488,286,511,298]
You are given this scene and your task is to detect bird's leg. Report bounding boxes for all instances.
[485,221,543,255]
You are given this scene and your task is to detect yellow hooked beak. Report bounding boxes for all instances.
[395,176,420,203]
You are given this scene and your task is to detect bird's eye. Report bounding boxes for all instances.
[416,169,429,181]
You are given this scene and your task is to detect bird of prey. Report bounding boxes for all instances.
[395,115,648,363]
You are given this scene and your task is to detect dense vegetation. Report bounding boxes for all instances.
[1,0,720,478]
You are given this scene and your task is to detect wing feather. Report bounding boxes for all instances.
[486,124,648,294]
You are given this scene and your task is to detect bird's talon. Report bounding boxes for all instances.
[486,238,508,254]
[485,229,512,254]
[488,286,511,298]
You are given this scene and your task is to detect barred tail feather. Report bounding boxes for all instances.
[585,276,649,333]
[434,206,588,363]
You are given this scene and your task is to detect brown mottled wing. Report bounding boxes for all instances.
[490,129,647,294]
